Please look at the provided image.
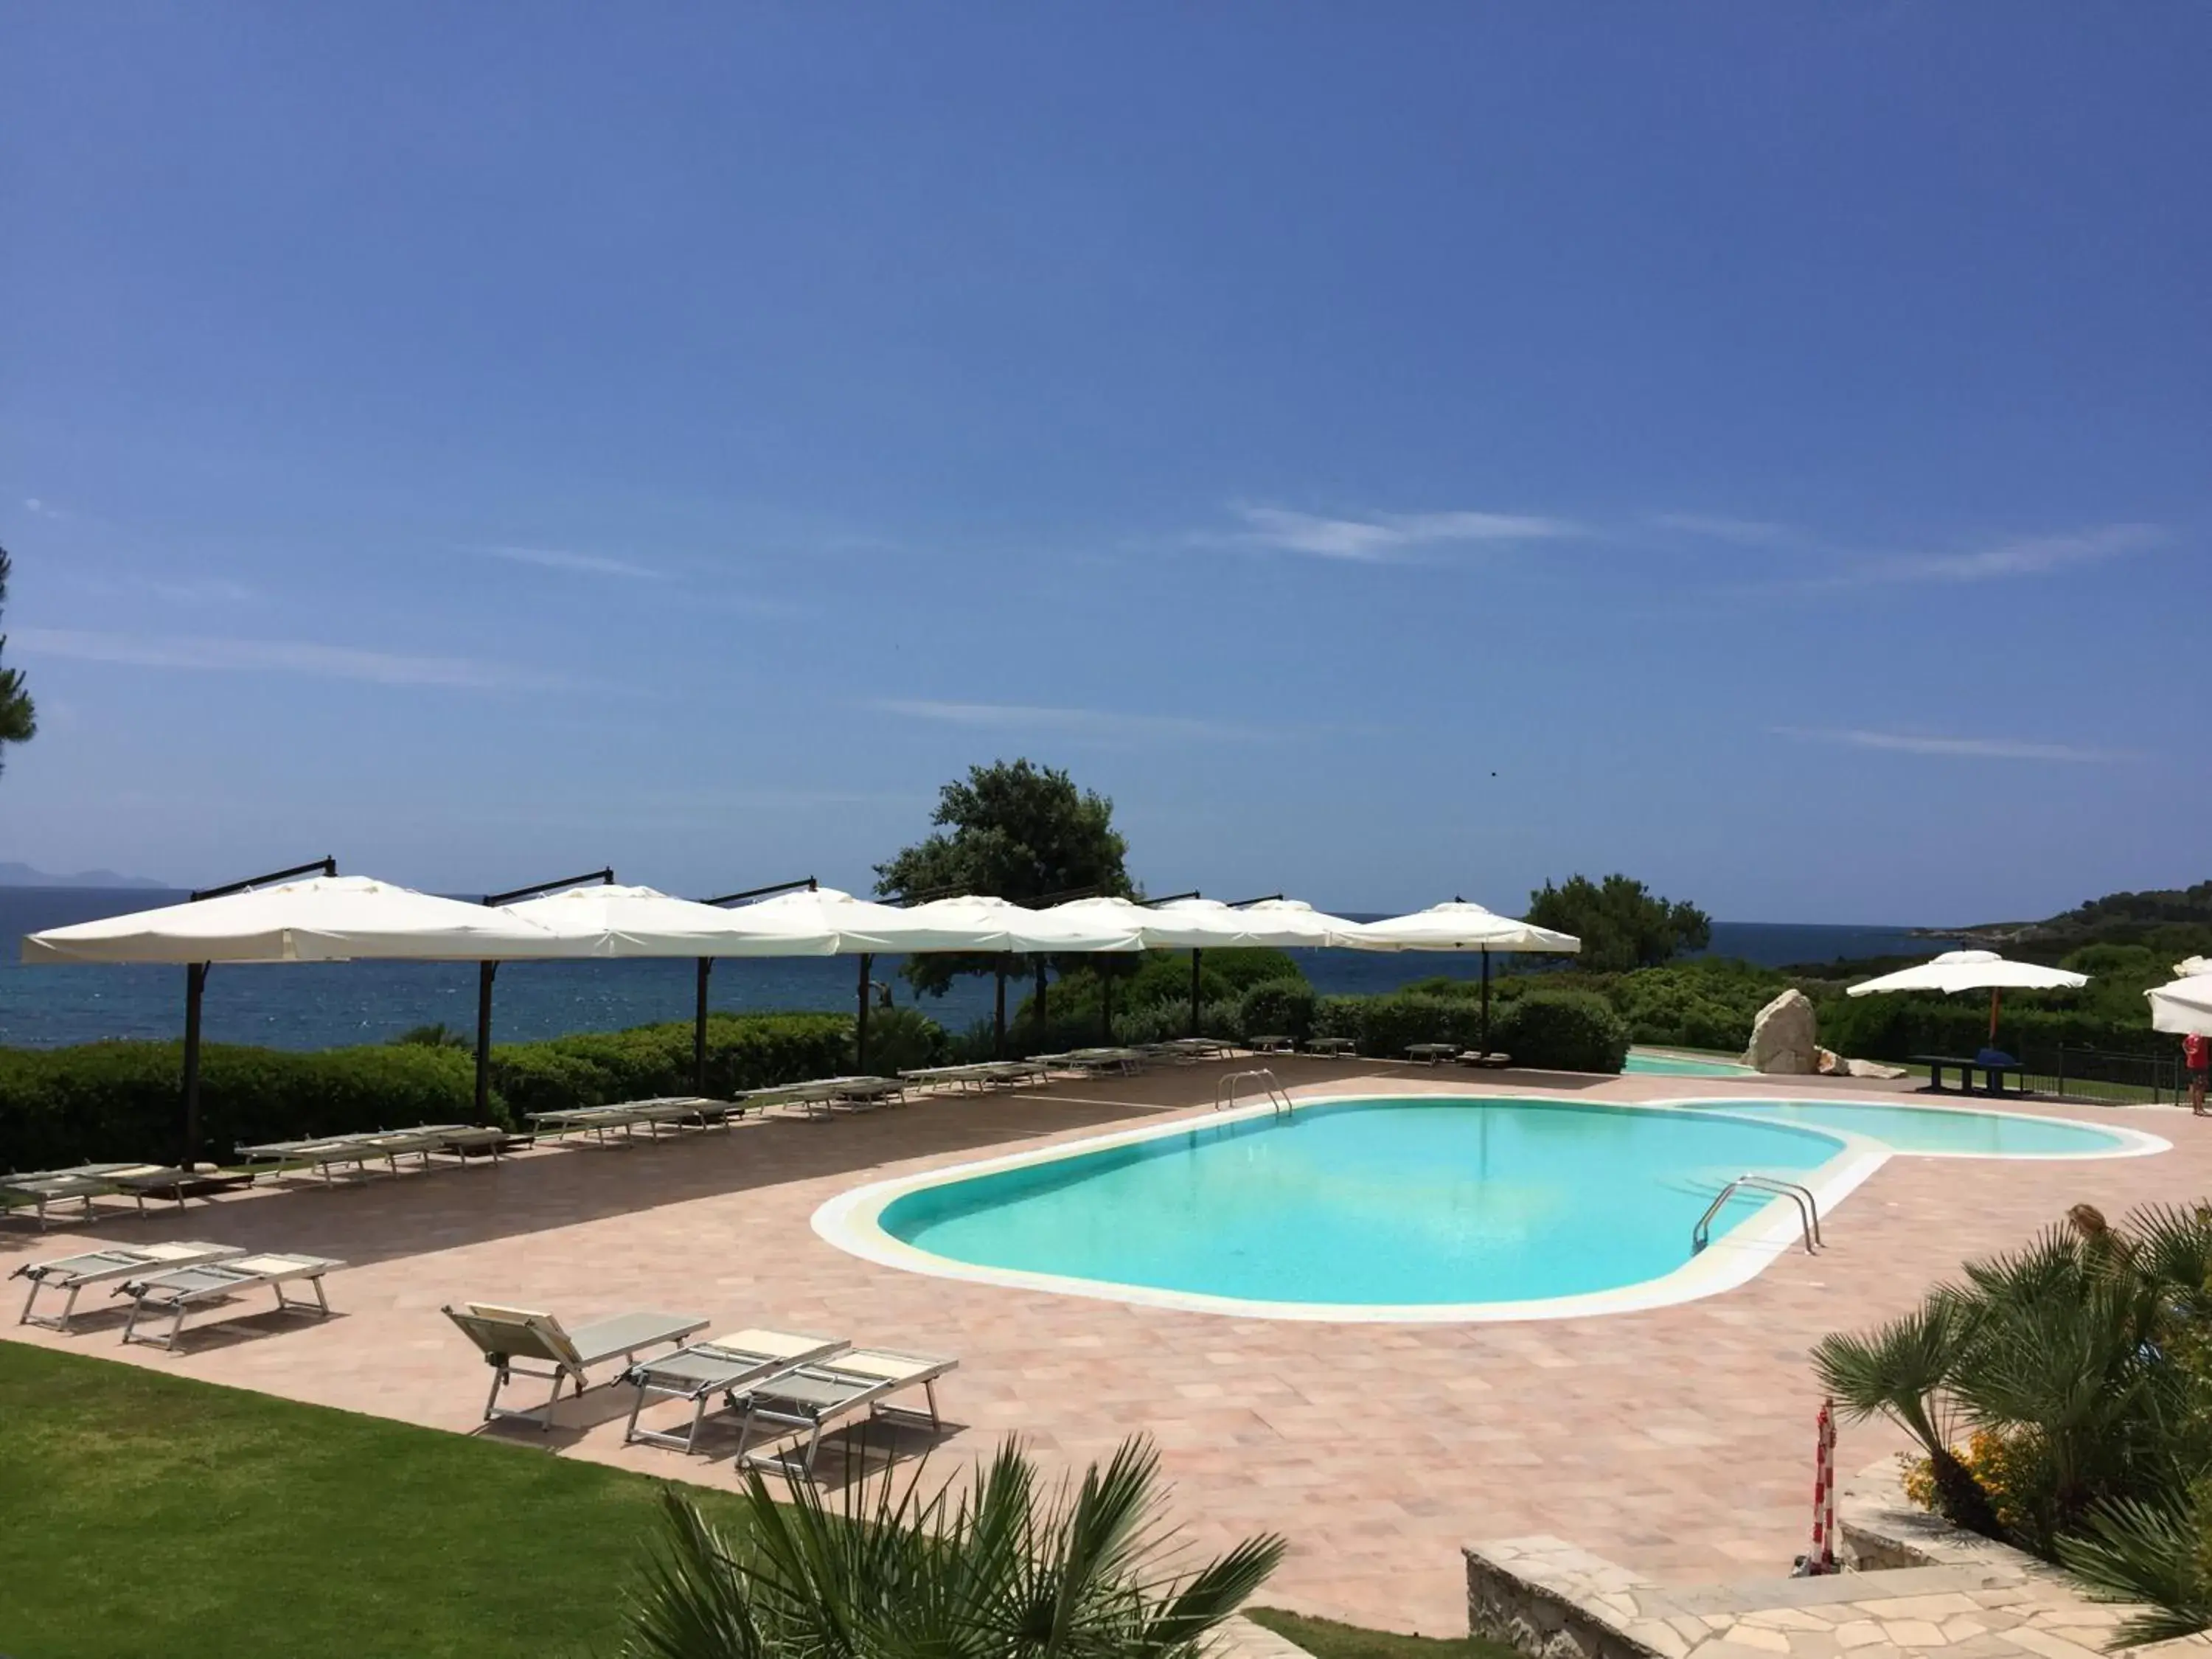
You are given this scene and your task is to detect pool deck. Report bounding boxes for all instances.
[4,1061,2203,1636]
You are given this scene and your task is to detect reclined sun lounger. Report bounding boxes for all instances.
[729,1347,959,1479]
[13,1240,245,1331]
[1,1170,119,1229]
[116,1251,345,1351]
[622,1327,849,1453]
[442,1303,710,1429]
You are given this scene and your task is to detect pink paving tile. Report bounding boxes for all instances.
[2,1063,2199,1635]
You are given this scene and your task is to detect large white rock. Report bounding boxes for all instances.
[1745,990,1819,1074]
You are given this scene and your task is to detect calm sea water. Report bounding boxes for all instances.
[0,888,1952,1052]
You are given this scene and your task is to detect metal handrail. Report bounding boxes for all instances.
[1214,1068,1294,1117]
[1693,1173,1822,1256]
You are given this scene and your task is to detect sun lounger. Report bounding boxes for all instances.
[442,1302,710,1429]
[1304,1037,1357,1058]
[1,1170,119,1229]
[13,1240,245,1331]
[1060,1047,1147,1077]
[1454,1049,1513,1070]
[730,1346,959,1479]
[1405,1043,1460,1065]
[1244,1034,1295,1056]
[116,1251,344,1350]
[622,1327,850,1453]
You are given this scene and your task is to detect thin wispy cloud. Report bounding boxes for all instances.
[13,628,572,691]
[1838,524,2165,587]
[1646,512,1802,548]
[1771,726,2135,764]
[471,544,668,580]
[869,698,1266,742]
[1202,504,1583,563]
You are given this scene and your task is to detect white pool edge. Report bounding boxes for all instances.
[813,1088,2166,1324]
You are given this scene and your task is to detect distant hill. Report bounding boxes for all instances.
[0,861,169,890]
[1943,881,2212,958]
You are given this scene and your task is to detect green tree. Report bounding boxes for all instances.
[0,547,35,775]
[1526,874,1710,972]
[621,1436,1283,1659]
[875,759,1133,1010]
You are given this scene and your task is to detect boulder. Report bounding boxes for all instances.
[1744,990,1819,1074]
[1816,1047,1846,1075]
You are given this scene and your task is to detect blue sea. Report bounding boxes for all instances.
[0,888,1953,1052]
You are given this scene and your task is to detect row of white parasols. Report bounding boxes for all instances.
[20,876,1579,962]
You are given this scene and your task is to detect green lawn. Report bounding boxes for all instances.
[1,1343,1459,1659]
[1245,1607,1516,1659]
[0,1341,742,1658]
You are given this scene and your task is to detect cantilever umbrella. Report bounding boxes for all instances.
[894,895,1144,1053]
[1331,900,1582,1054]
[1846,949,2088,1045]
[501,883,841,1092]
[2149,967,2212,1037]
[723,886,1071,1068]
[23,871,569,1165]
[1132,896,1360,1037]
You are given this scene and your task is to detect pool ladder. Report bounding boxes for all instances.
[1215,1068,1294,1118]
[1693,1174,1823,1256]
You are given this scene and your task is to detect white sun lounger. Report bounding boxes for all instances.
[730,1347,959,1479]
[622,1327,850,1453]
[441,1302,710,1430]
[12,1240,246,1331]
[116,1251,345,1350]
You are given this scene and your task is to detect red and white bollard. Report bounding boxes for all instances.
[1804,1397,1839,1575]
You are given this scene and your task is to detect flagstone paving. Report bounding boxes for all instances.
[4,1061,2203,1636]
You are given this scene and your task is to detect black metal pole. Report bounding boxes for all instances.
[1189,948,1203,1037]
[177,856,335,1164]
[994,959,1008,1059]
[182,962,208,1168]
[474,961,498,1123]
[1481,947,1492,1056]
[694,958,712,1093]
[856,952,874,1073]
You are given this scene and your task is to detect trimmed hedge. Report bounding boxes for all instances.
[1308,989,1627,1073]
[1491,990,1631,1074]
[1810,996,2166,1065]
[0,1012,858,1170]
[1237,978,1318,1045]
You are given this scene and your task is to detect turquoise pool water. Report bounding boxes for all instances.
[1625,1051,1756,1078]
[1684,1099,2128,1157]
[878,1099,1843,1307]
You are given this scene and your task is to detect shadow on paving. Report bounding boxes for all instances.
[0,1056,1536,1273]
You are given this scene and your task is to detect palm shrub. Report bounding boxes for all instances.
[620,1436,1284,1659]
[1814,1202,2212,1630]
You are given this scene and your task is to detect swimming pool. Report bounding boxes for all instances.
[816,1094,2163,1322]
[1624,1049,1758,1078]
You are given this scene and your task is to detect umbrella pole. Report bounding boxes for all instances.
[1190,948,1203,1039]
[694,959,712,1093]
[1102,968,1114,1043]
[1989,987,2001,1046]
[994,959,1007,1059]
[474,961,498,1124]
[1481,948,1492,1056]
[182,962,208,1169]
[856,953,874,1073]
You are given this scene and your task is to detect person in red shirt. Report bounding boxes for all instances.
[2186,1031,2210,1117]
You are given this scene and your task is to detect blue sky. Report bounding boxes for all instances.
[2,6,2205,924]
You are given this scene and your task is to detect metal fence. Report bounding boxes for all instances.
[2016,1045,2185,1105]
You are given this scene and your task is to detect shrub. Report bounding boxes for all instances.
[0,1012,853,1169]
[1811,995,2161,1064]
[1237,978,1317,1044]
[854,1006,950,1074]
[1310,993,1488,1057]
[1110,998,1240,1047]
[1489,990,1630,1074]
